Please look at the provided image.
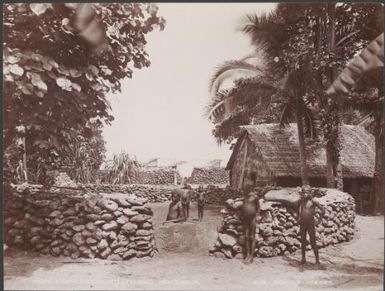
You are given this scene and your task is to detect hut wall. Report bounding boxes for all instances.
[248,147,272,187]
[229,138,249,188]
[343,177,372,214]
[230,138,273,189]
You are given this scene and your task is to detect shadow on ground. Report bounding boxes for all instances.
[4,248,92,279]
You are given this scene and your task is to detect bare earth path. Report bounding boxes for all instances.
[4,203,383,290]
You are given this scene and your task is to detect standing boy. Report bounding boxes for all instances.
[197,185,205,221]
[298,186,325,267]
[179,182,192,220]
[241,179,260,264]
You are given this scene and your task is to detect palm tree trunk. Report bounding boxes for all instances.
[373,111,384,215]
[22,136,28,182]
[326,2,343,190]
[294,93,310,186]
[326,150,335,188]
[315,10,334,188]
[325,115,343,190]
[335,126,343,191]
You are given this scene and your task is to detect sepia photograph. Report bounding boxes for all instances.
[3,2,384,290]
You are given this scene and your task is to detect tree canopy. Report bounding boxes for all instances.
[207,3,383,142]
[206,3,383,189]
[3,3,165,181]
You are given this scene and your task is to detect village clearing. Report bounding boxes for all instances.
[4,203,383,291]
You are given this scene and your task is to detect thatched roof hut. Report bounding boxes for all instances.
[226,123,374,194]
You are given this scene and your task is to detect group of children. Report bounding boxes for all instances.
[165,180,325,267]
[165,184,205,223]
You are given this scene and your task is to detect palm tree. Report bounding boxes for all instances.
[241,6,339,188]
[206,13,317,185]
[207,62,317,185]
[207,3,378,189]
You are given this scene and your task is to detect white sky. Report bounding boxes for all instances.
[102,3,277,175]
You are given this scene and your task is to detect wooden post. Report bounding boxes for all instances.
[238,140,248,190]
[22,136,28,182]
[350,179,361,213]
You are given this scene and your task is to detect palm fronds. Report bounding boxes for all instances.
[208,60,263,97]
[103,151,140,184]
[206,75,287,144]
[240,11,286,56]
[206,75,280,122]
[240,53,266,66]
[279,102,294,127]
[204,91,226,120]
[303,104,320,140]
[278,97,319,140]
[336,26,359,48]
[211,111,251,145]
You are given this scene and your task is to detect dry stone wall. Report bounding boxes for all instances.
[83,184,177,202]
[210,187,355,259]
[12,182,244,206]
[131,168,182,185]
[4,186,156,260]
[187,167,229,185]
[10,183,243,205]
[199,186,242,204]
[84,184,241,204]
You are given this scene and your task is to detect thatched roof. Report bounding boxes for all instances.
[226,123,375,179]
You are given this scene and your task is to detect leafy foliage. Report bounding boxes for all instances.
[102,151,140,184]
[206,3,382,187]
[63,123,106,183]
[206,3,383,144]
[3,3,165,181]
[206,62,317,144]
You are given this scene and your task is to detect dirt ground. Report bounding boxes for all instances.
[4,202,384,290]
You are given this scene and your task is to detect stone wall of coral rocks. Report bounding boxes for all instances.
[187,167,229,185]
[131,168,182,185]
[4,186,156,260]
[83,184,242,205]
[209,187,356,259]
[83,184,177,202]
[198,186,242,204]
